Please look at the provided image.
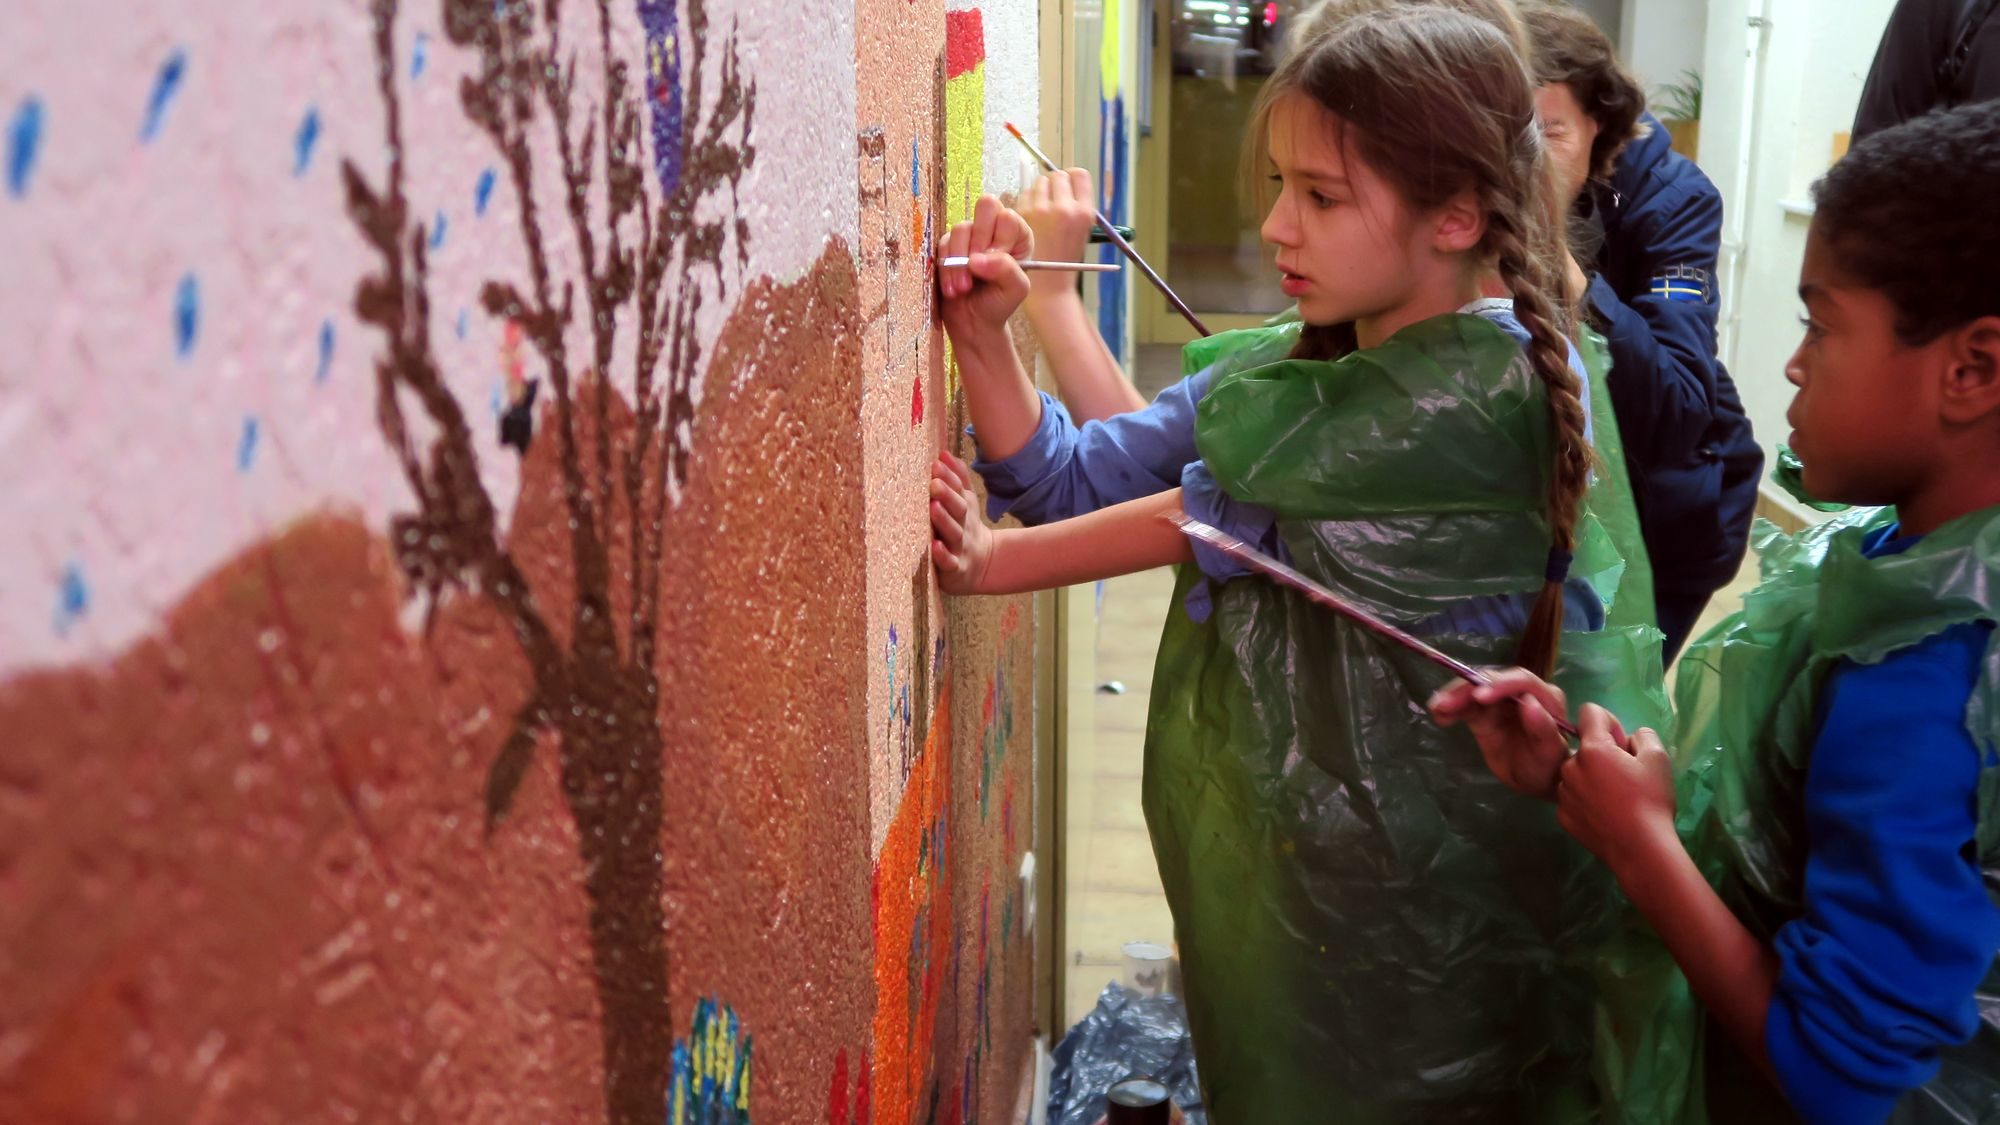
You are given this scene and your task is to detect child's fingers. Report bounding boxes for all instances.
[1022,174,1049,212]
[994,207,1035,258]
[1425,678,1480,723]
[930,476,970,524]
[937,451,974,491]
[971,194,1001,255]
[930,538,964,574]
[1515,694,1560,744]
[1630,727,1667,762]
[1044,169,1070,206]
[968,251,1028,289]
[1577,703,1628,754]
[1066,167,1093,206]
[944,222,973,297]
[1471,668,1568,724]
[930,501,966,550]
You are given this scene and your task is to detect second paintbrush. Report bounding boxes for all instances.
[937,255,1120,273]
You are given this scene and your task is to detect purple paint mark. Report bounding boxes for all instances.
[293,107,320,176]
[316,319,334,383]
[456,308,469,340]
[429,210,447,250]
[54,563,89,637]
[140,50,187,143]
[237,416,260,472]
[8,96,43,198]
[910,134,920,197]
[410,32,429,79]
[474,167,496,215]
[174,273,199,359]
[638,0,684,195]
[490,381,505,417]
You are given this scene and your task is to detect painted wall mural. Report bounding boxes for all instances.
[0,0,1039,1121]
[1096,0,1133,363]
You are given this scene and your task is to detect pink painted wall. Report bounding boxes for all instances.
[0,0,1043,1121]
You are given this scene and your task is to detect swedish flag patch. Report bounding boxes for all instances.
[1650,264,1714,303]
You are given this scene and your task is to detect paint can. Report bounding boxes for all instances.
[1119,941,1177,998]
[1105,1076,1172,1124]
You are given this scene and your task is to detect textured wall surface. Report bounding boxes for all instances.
[0,1,1039,1121]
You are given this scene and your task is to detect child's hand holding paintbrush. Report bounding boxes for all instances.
[936,195,1038,344]
[933,194,1117,463]
[1164,512,1601,800]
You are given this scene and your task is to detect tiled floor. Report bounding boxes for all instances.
[1058,345,1764,1027]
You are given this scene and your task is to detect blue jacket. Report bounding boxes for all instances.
[1584,114,1763,604]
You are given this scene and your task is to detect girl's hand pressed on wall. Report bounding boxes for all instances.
[1554,711,1679,878]
[929,452,996,595]
[1428,668,1574,800]
[939,195,1033,346]
[1016,168,1096,299]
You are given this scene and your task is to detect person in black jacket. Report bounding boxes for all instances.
[1854,0,2000,141]
[1524,3,1763,660]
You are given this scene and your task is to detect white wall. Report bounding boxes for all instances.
[1621,0,1707,95]
[1696,0,1894,476]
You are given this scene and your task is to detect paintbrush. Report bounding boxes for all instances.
[1003,122,1214,337]
[1165,511,1583,739]
[939,255,1120,273]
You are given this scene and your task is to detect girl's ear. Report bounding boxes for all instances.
[1431,189,1487,255]
[1940,315,2000,425]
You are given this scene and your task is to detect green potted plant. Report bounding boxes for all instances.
[1654,68,1702,159]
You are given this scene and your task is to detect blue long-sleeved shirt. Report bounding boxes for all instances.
[1766,524,2000,1123]
[971,303,1604,631]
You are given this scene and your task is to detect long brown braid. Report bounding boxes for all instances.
[1246,4,1594,676]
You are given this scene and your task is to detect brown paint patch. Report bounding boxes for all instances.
[0,241,872,1123]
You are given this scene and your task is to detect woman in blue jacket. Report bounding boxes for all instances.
[1524,2,1763,660]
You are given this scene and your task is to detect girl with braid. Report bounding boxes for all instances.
[931,4,1664,1118]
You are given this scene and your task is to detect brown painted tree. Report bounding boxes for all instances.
[342,0,754,1118]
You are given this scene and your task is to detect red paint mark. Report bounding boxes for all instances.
[945,10,985,78]
[911,373,924,426]
[1000,602,1022,639]
[983,676,995,729]
[856,1054,872,1125]
[829,1048,850,1125]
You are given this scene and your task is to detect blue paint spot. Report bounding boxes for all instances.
[910,134,920,197]
[429,210,447,250]
[237,416,260,472]
[1096,93,1129,363]
[8,96,43,198]
[293,107,320,176]
[54,563,89,637]
[141,49,187,143]
[456,308,469,340]
[411,32,429,79]
[174,273,199,359]
[490,382,505,417]
[474,167,496,215]
[316,319,334,383]
[638,0,684,194]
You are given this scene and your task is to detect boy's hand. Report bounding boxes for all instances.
[1428,668,1572,800]
[939,195,1033,345]
[1555,711,1679,877]
[929,452,995,595]
[1016,168,1096,299]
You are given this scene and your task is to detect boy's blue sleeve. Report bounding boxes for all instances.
[971,369,1210,526]
[1765,623,2000,1124]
